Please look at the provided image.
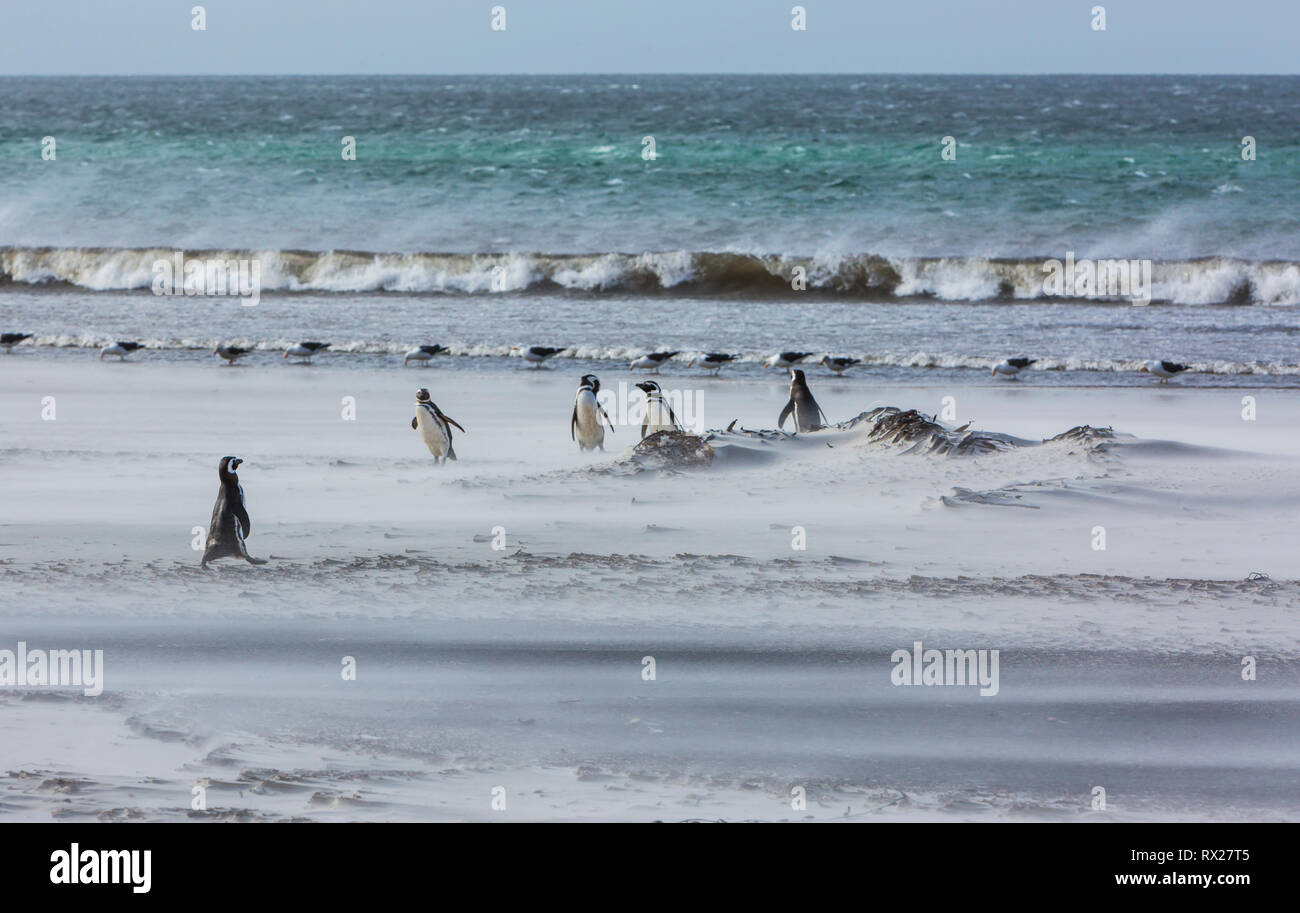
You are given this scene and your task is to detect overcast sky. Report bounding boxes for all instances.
[1,0,1295,75]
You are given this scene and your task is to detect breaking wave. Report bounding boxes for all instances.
[3,246,1300,305]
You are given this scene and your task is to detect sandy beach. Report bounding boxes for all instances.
[2,355,1298,821]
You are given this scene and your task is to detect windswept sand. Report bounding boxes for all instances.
[2,357,1298,821]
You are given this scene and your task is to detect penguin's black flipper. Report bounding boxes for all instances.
[665,400,683,431]
[571,404,579,441]
[234,501,251,539]
[411,417,418,430]
[599,405,615,433]
[442,414,466,434]
[778,400,794,430]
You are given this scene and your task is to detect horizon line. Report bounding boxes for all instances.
[2,72,1298,78]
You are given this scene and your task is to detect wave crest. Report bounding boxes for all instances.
[6,246,1298,305]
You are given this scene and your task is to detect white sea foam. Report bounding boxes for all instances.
[5,246,1299,305]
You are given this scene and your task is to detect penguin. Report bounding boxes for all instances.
[690,352,737,375]
[284,341,329,362]
[571,374,616,451]
[992,357,1036,379]
[629,351,679,373]
[635,380,682,438]
[764,351,814,370]
[200,456,268,566]
[778,368,829,433]
[514,345,563,367]
[404,344,448,366]
[100,341,144,361]
[1139,359,1189,383]
[820,355,860,375]
[412,387,466,464]
[1,332,32,353]
[215,344,251,365]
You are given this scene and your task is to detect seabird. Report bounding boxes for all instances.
[690,352,737,375]
[404,344,449,366]
[820,355,860,375]
[629,351,680,373]
[1139,360,1189,383]
[514,345,564,367]
[200,456,268,566]
[284,341,330,362]
[635,380,682,437]
[412,387,466,464]
[764,351,814,370]
[992,357,1036,379]
[778,368,828,433]
[100,341,144,361]
[571,374,616,451]
[1,332,32,353]
[215,344,251,365]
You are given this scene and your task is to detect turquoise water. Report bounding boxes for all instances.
[1,75,1297,257]
[2,75,1298,382]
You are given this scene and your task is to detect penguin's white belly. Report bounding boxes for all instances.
[574,394,605,448]
[643,400,676,435]
[416,409,451,456]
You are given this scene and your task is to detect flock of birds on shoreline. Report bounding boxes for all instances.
[0,332,1192,383]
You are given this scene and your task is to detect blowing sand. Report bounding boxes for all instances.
[2,357,1298,821]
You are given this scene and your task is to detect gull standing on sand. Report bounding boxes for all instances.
[992,357,1036,379]
[820,355,860,375]
[1,332,32,352]
[100,341,144,361]
[284,341,330,362]
[215,344,251,365]
[765,351,814,370]
[1138,360,1189,383]
[515,345,564,367]
[690,352,737,375]
[629,351,679,373]
[404,344,448,366]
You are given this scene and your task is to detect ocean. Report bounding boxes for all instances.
[2,75,1299,385]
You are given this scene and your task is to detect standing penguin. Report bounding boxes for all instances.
[571,374,616,451]
[412,387,466,464]
[778,368,828,433]
[635,380,682,438]
[201,456,268,566]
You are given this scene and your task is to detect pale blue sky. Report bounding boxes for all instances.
[1,0,1294,75]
